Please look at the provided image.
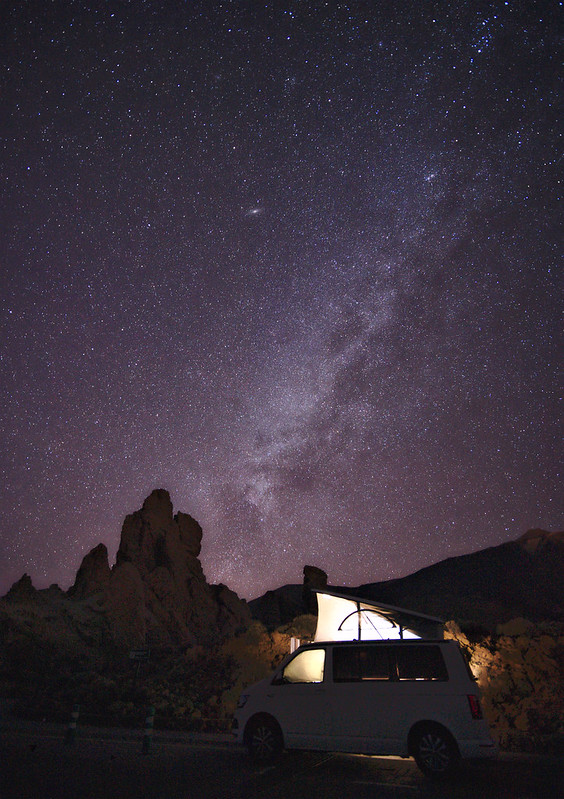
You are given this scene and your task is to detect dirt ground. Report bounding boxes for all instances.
[1,720,562,799]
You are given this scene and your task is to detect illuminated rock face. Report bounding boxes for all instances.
[446,619,564,752]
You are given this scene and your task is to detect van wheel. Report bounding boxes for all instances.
[411,724,459,777]
[246,717,283,762]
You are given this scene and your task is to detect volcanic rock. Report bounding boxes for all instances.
[1,489,251,652]
[303,565,328,613]
[303,565,328,590]
[104,560,146,647]
[446,618,564,751]
[250,530,564,629]
[4,574,39,604]
[68,543,111,599]
[518,528,564,554]
[108,489,250,647]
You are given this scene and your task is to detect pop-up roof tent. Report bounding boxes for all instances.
[313,588,444,641]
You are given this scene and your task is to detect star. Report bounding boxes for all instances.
[0,1,560,601]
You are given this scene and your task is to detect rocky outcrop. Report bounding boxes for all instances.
[303,565,327,590]
[250,530,564,631]
[68,543,111,599]
[518,528,564,554]
[1,490,251,653]
[446,619,564,752]
[302,565,327,613]
[104,560,146,647]
[4,574,39,604]
[105,489,250,647]
[116,489,204,573]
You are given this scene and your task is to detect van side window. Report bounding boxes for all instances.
[281,648,325,683]
[394,645,448,681]
[333,646,391,682]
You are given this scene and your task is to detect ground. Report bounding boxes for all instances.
[1,720,562,799]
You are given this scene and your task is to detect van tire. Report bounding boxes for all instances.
[245,717,283,762]
[410,723,459,777]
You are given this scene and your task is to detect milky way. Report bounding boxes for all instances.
[1,2,561,599]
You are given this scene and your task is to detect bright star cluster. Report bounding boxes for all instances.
[0,2,561,599]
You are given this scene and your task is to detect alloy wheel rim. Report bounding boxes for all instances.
[419,732,450,771]
[252,726,275,757]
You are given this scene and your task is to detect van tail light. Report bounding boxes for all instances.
[467,694,483,720]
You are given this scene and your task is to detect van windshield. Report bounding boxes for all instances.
[279,648,325,683]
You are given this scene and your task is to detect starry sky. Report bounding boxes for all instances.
[1,1,561,601]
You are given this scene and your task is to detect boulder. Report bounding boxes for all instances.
[497,617,535,637]
[303,565,328,613]
[303,565,328,590]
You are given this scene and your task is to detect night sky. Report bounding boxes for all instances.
[1,1,561,601]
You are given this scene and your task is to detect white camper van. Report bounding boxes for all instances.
[233,639,497,776]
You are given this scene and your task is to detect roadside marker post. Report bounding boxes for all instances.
[65,703,80,744]
[142,705,155,754]
[129,648,150,681]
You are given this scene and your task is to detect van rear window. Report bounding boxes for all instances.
[394,645,448,681]
[333,646,391,682]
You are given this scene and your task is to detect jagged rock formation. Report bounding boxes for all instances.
[4,574,39,603]
[0,490,251,653]
[68,543,111,599]
[303,565,328,590]
[102,488,250,647]
[2,512,563,748]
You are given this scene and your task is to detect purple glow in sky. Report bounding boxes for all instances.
[1,1,561,599]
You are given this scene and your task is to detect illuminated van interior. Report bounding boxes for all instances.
[282,648,326,683]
